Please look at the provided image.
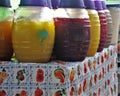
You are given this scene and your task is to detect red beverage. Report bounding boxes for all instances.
[54,18,90,61]
[97,10,108,52]
[104,10,113,48]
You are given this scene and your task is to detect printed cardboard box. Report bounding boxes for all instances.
[0,62,11,86]
[0,86,9,96]
[10,86,29,96]
[10,63,29,86]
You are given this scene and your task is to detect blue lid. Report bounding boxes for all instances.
[0,0,11,7]
[51,0,60,9]
[101,0,107,9]
[20,0,47,7]
[47,0,52,8]
[94,0,103,10]
[84,0,95,9]
[59,0,85,8]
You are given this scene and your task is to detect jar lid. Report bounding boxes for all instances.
[51,0,60,9]
[94,0,103,10]
[20,0,47,7]
[0,0,11,7]
[84,0,95,9]
[101,0,107,9]
[59,0,85,8]
[47,0,52,8]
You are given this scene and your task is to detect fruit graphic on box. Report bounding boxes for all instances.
[83,79,87,92]
[20,90,27,96]
[15,90,27,96]
[16,69,25,84]
[84,63,87,74]
[77,84,82,95]
[98,88,101,96]
[93,59,97,70]
[36,69,44,83]
[0,68,8,84]
[110,87,113,95]
[98,72,102,81]
[70,87,75,96]
[54,89,66,96]
[93,92,97,96]
[94,74,97,84]
[54,68,65,84]
[88,60,92,71]
[104,52,109,60]
[0,90,6,96]
[101,55,104,64]
[34,88,43,96]
[102,67,105,78]
[69,68,75,82]
[107,79,110,86]
[89,76,93,88]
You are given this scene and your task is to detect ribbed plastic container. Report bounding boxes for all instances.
[54,0,90,61]
[94,0,108,52]
[0,0,13,60]
[12,0,55,63]
[109,6,120,45]
[84,0,100,56]
[101,0,113,48]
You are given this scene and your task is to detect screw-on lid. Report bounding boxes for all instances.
[94,0,103,10]
[0,0,11,7]
[101,0,107,9]
[47,0,52,8]
[51,0,60,9]
[20,0,47,7]
[84,0,95,9]
[59,0,85,8]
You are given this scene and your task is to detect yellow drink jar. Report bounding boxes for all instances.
[87,9,100,56]
[84,0,100,56]
[13,6,55,63]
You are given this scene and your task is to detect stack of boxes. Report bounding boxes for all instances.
[0,45,118,96]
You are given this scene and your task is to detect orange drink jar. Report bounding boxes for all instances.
[0,0,13,61]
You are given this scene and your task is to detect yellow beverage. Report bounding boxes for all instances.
[87,9,100,56]
[12,21,55,63]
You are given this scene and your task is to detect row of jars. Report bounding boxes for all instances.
[0,0,115,63]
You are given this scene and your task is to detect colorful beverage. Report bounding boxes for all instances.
[101,0,113,48]
[87,9,100,56]
[54,18,90,61]
[12,21,55,62]
[97,10,108,52]
[104,10,113,47]
[0,21,13,60]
